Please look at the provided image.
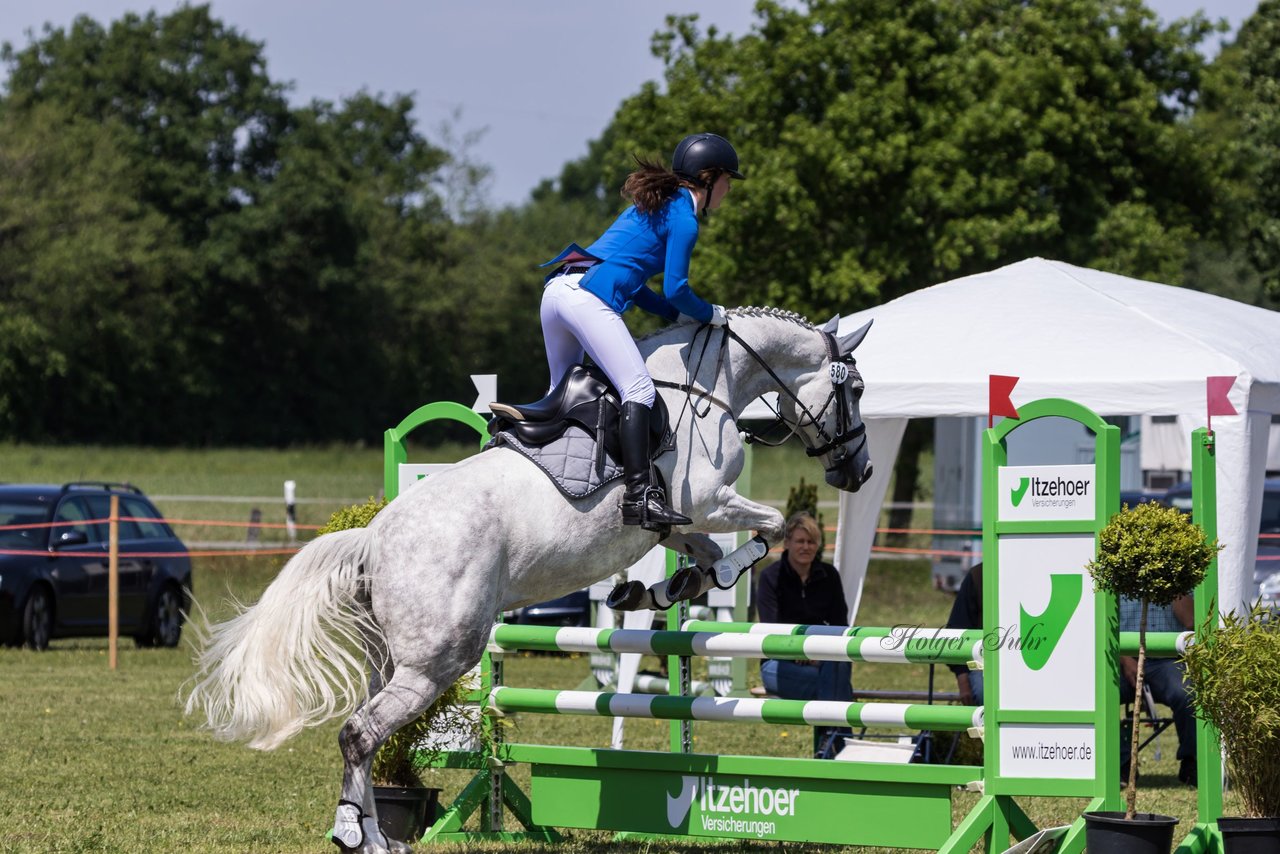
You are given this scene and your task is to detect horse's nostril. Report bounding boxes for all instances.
[863,463,874,481]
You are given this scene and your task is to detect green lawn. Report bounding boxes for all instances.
[0,442,1225,851]
[0,552,1229,854]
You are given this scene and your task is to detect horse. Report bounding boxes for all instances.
[184,306,874,854]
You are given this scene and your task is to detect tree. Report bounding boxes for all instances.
[1207,0,1280,302]
[0,7,464,444]
[0,104,181,440]
[2,5,291,239]
[552,0,1222,316]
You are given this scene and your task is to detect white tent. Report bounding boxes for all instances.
[830,258,1280,619]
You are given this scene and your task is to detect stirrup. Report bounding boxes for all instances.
[621,486,691,531]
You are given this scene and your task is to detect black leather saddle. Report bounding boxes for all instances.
[488,364,668,464]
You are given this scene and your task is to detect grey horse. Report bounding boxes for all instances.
[185,307,873,853]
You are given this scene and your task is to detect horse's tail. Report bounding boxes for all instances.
[183,528,380,750]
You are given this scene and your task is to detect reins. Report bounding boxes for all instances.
[651,320,867,467]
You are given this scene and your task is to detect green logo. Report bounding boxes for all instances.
[1010,477,1031,507]
[1019,574,1082,670]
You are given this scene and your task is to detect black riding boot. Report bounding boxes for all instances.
[620,400,691,531]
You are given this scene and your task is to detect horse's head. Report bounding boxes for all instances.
[779,315,874,493]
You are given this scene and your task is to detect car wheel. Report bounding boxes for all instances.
[137,584,183,648]
[22,586,53,650]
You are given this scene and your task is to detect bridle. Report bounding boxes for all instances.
[652,322,868,476]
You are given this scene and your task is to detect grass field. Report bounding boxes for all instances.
[0,442,1226,851]
[0,552,1231,854]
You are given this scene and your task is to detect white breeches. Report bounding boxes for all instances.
[540,275,655,406]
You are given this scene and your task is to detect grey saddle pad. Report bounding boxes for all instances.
[488,425,623,499]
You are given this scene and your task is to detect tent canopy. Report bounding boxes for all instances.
[829,258,1280,618]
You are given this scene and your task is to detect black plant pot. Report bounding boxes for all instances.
[1219,817,1280,854]
[1083,810,1179,854]
[373,785,440,845]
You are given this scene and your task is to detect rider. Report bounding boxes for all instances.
[539,132,744,532]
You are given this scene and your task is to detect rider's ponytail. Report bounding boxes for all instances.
[622,157,683,213]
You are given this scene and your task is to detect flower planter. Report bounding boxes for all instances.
[1083,810,1178,854]
[373,785,440,845]
[1219,817,1280,854]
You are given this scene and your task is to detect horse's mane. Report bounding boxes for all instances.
[638,306,814,342]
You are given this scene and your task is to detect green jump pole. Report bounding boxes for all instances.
[490,624,981,666]
[679,621,1190,659]
[490,687,985,731]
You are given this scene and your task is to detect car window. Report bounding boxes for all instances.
[53,496,105,544]
[1261,491,1280,535]
[122,497,170,539]
[0,499,48,548]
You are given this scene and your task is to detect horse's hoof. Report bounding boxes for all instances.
[606,581,649,611]
[387,839,414,854]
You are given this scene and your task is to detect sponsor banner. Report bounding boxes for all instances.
[998,465,1097,522]
[531,765,952,848]
[999,723,1096,780]
[998,534,1096,712]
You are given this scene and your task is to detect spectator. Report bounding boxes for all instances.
[1119,594,1197,785]
[756,512,852,756]
[945,562,983,705]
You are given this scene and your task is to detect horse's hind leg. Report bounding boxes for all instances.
[332,666,448,854]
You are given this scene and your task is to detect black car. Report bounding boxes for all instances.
[0,482,192,650]
[1163,478,1280,605]
[506,590,591,628]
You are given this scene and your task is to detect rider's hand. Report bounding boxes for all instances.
[708,305,728,327]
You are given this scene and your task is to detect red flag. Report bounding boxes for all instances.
[1207,375,1237,432]
[989,375,1020,428]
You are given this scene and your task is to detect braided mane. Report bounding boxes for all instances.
[727,306,814,329]
[639,305,814,341]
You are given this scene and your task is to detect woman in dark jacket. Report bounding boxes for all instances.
[756,511,853,756]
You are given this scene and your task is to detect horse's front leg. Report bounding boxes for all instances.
[605,532,725,612]
[701,485,786,543]
[655,487,785,602]
[664,531,724,567]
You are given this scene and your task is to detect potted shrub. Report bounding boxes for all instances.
[1182,600,1280,852]
[1084,501,1219,854]
[317,498,483,846]
[368,677,480,844]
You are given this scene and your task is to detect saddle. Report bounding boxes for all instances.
[487,364,670,498]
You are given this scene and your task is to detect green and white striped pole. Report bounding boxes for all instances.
[490,686,984,731]
[679,621,1193,659]
[489,624,982,666]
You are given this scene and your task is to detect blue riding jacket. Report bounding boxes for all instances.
[542,189,714,324]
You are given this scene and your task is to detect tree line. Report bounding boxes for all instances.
[0,0,1276,445]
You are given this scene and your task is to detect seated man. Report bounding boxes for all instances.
[1119,593,1196,785]
[756,512,853,757]
[945,562,983,705]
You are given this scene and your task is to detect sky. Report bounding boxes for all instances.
[0,0,1264,208]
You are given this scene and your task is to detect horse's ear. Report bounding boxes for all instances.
[820,315,840,336]
[837,318,873,356]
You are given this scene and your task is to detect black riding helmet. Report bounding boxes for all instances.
[671,133,745,187]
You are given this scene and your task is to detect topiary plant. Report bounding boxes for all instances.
[1087,501,1220,820]
[785,477,824,536]
[1182,600,1280,819]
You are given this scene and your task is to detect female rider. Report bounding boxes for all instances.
[539,132,743,532]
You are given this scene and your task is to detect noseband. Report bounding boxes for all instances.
[652,324,867,477]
